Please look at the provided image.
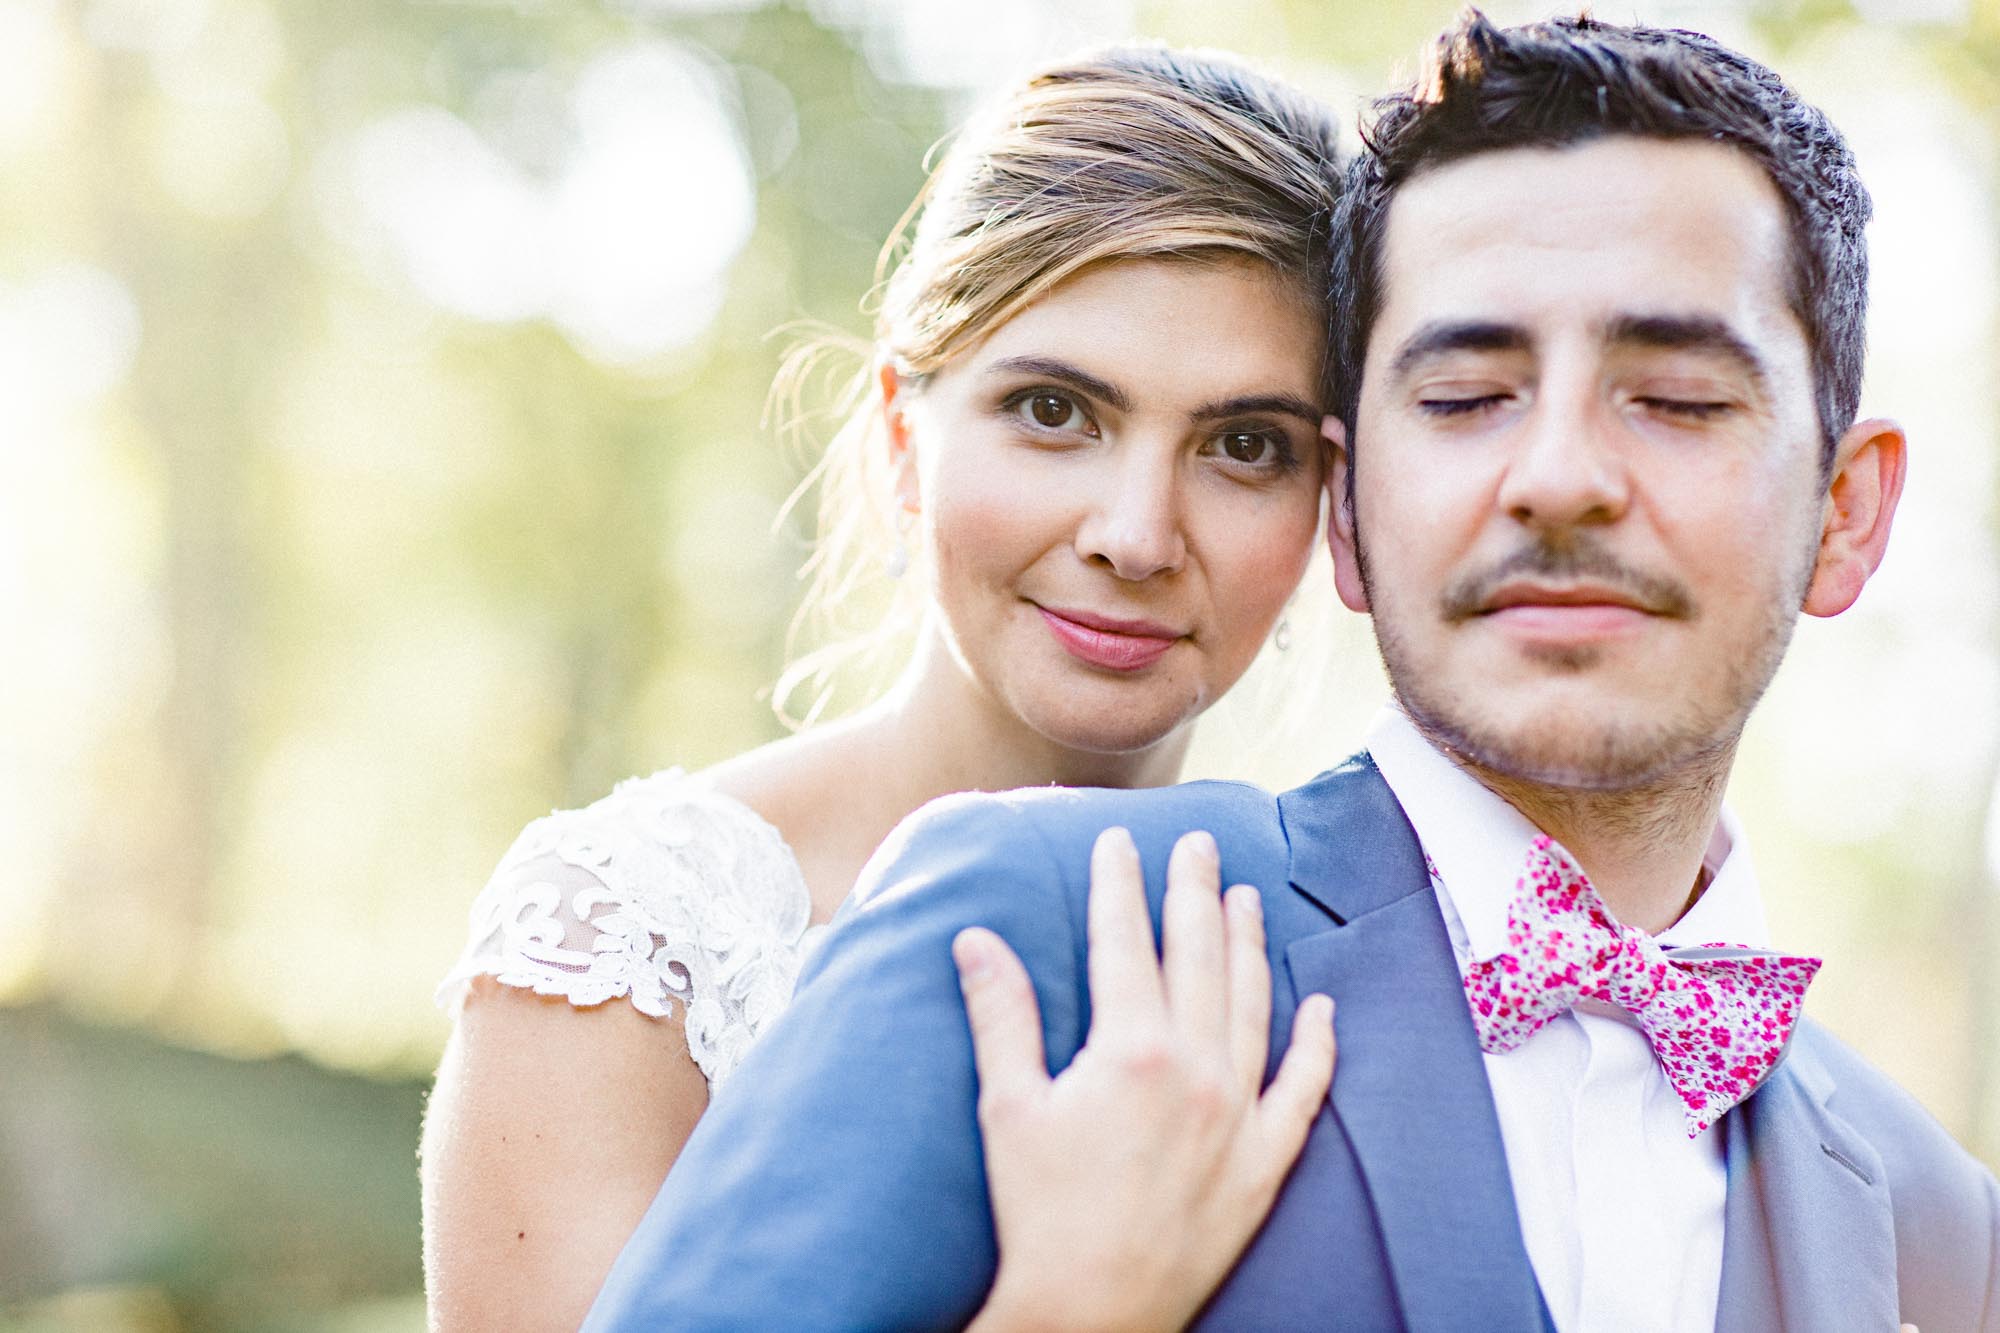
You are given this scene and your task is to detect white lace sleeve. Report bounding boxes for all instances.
[436,769,823,1087]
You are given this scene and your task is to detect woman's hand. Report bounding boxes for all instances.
[957,826,1337,1333]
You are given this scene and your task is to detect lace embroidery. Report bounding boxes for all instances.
[437,769,824,1087]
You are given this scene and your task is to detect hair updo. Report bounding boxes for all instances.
[776,44,1342,725]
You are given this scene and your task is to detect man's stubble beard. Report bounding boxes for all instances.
[1354,518,1816,797]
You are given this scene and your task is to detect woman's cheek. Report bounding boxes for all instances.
[1201,496,1318,664]
[923,476,1048,660]
[931,437,1072,561]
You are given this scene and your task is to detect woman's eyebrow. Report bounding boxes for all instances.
[1189,392,1322,425]
[986,358,1320,426]
[985,356,1131,412]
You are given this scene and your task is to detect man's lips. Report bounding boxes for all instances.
[1474,582,1660,638]
[1480,580,1659,612]
[1035,605,1184,672]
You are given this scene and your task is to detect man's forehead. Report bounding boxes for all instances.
[1374,137,1796,341]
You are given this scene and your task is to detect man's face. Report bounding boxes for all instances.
[1333,138,1836,790]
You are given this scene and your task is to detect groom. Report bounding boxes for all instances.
[589,14,1998,1331]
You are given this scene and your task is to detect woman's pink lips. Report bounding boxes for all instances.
[1036,606,1181,672]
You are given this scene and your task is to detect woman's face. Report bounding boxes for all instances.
[896,255,1329,755]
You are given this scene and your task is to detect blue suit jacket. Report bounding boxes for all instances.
[586,757,2000,1331]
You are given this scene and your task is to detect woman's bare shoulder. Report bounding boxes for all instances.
[702,727,849,831]
[701,719,902,916]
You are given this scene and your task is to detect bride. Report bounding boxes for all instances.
[423,43,1344,1330]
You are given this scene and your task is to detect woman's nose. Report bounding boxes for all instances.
[1074,446,1187,581]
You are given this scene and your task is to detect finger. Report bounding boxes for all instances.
[1253,994,1336,1176]
[954,927,1050,1111]
[1223,884,1273,1089]
[1162,830,1228,1052]
[1086,826,1165,1030]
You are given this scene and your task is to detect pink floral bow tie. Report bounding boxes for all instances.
[1462,836,1821,1135]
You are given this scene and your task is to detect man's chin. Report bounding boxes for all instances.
[1466,741,1684,793]
[1398,693,1728,794]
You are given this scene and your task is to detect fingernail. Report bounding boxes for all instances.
[953,929,992,985]
[1187,829,1217,859]
[1101,826,1135,854]
[1228,884,1262,916]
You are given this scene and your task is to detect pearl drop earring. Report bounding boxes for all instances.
[884,507,915,580]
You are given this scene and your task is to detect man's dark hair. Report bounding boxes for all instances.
[1330,11,1871,472]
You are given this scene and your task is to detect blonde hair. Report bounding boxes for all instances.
[773,44,1342,726]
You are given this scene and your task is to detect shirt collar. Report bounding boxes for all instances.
[1363,706,1770,963]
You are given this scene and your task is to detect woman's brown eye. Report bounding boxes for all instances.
[1222,432,1269,463]
[1028,393,1074,428]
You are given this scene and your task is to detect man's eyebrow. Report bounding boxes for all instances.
[1388,321,1531,379]
[1189,392,1324,425]
[986,356,1132,413]
[1606,314,1769,385]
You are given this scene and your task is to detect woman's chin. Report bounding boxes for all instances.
[1021,691,1202,761]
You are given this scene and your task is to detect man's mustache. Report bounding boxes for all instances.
[1438,540,1696,621]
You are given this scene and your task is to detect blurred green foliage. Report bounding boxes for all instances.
[0,1005,423,1329]
[7,1,954,1323]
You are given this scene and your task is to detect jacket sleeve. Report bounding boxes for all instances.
[582,793,1086,1332]
[1983,1168,2000,1332]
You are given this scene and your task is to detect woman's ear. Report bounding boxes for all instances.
[878,362,920,514]
[1322,416,1370,614]
[1803,416,1906,618]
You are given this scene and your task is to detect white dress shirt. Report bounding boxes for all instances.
[1366,708,1774,1333]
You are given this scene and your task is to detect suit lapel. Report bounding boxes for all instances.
[1714,1025,1897,1332]
[1279,759,1548,1332]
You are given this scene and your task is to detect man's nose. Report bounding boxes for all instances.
[1074,445,1188,581]
[1494,379,1633,533]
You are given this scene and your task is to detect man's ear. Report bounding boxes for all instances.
[878,362,920,514]
[1803,416,1906,618]
[1322,415,1370,613]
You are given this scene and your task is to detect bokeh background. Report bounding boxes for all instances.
[3,0,1997,1327]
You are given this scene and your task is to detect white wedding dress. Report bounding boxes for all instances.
[437,768,825,1087]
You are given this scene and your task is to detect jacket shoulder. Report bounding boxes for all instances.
[1010,777,1282,842]
[1017,779,1299,894]
[1792,1019,2000,1291]
[1796,1019,1989,1184]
